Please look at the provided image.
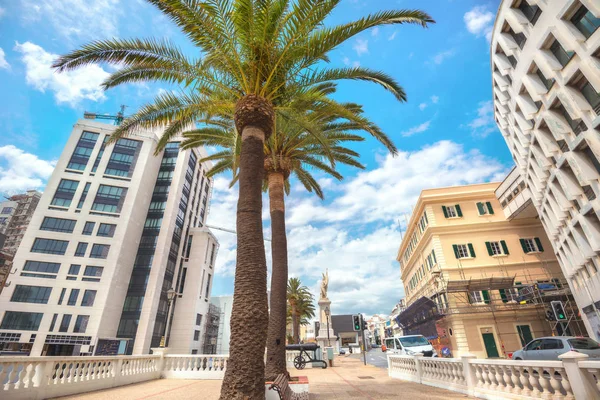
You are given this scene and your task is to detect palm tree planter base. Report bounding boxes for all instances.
[265,376,309,400]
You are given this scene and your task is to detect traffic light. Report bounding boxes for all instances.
[551,301,567,321]
[352,314,361,331]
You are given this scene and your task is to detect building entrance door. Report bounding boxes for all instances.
[516,325,533,346]
[481,332,499,358]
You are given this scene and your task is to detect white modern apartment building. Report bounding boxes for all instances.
[0,119,219,356]
[491,0,600,338]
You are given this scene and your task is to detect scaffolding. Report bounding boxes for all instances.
[202,303,222,354]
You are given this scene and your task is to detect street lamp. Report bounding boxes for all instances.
[324,306,331,347]
[162,288,178,347]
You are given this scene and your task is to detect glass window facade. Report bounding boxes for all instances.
[10,285,52,304]
[91,185,127,213]
[97,223,116,237]
[84,266,103,277]
[67,289,80,306]
[40,217,77,233]
[23,260,60,274]
[104,138,142,178]
[31,238,69,255]
[59,314,72,332]
[0,311,43,331]
[73,315,90,333]
[571,6,600,39]
[92,136,109,173]
[550,40,575,68]
[90,244,110,259]
[68,264,81,275]
[51,179,79,207]
[82,221,95,235]
[81,290,97,307]
[74,242,88,257]
[77,182,91,209]
[67,131,99,170]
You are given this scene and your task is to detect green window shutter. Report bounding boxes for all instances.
[485,242,493,256]
[482,290,490,304]
[477,202,485,215]
[468,243,476,258]
[431,250,436,264]
[453,245,459,259]
[552,278,562,289]
[499,289,508,303]
[442,206,448,218]
[500,240,509,255]
[534,237,544,252]
[486,202,494,214]
[456,204,463,217]
[520,239,528,253]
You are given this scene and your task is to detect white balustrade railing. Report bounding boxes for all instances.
[388,351,600,400]
[0,351,229,400]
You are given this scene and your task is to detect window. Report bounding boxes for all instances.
[83,266,103,282]
[23,261,60,274]
[49,314,58,332]
[90,244,110,259]
[442,204,462,218]
[196,314,202,326]
[476,202,494,216]
[40,217,77,233]
[57,288,66,305]
[91,185,127,213]
[453,244,475,259]
[526,339,543,351]
[59,314,72,332]
[82,222,95,235]
[73,315,90,333]
[31,238,69,255]
[1,206,13,214]
[67,131,99,170]
[194,330,200,341]
[51,179,79,207]
[520,237,544,253]
[486,240,509,256]
[68,264,81,275]
[581,78,600,114]
[205,274,212,298]
[571,5,600,39]
[67,289,80,306]
[470,290,490,304]
[81,290,97,307]
[542,339,564,350]
[10,285,52,304]
[74,242,88,257]
[518,1,541,24]
[568,338,600,350]
[550,39,575,68]
[97,223,116,237]
[536,67,555,91]
[77,182,91,209]
[210,243,216,266]
[0,311,43,331]
[104,139,142,178]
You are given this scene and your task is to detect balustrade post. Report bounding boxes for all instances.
[414,354,424,384]
[387,354,392,377]
[151,347,169,379]
[558,351,596,400]
[460,354,477,396]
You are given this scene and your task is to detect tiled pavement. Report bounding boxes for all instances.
[53,355,470,399]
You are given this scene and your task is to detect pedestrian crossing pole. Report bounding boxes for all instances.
[361,315,367,366]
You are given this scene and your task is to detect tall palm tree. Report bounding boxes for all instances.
[182,104,371,378]
[53,2,433,398]
[287,277,315,344]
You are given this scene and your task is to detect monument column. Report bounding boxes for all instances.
[315,270,338,353]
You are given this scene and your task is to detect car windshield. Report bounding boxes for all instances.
[399,336,429,347]
[568,338,600,350]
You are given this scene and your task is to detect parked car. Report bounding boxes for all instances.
[382,335,437,357]
[511,336,600,361]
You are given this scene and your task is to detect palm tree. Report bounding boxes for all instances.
[52,2,434,398]
[182,104,371,378]
[287,278,315,344]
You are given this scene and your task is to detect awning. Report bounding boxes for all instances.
[396,297,441,329]
[445,276,515,293]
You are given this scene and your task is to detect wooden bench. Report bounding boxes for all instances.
[269,373,308,400]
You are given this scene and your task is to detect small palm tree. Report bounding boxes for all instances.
[287,278,315,344]
[53,2,434,397]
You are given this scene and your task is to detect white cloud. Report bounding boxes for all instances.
[0,145,56,194]
[467,100,497,138]
[0,48,9,69]
[14,41,110,107]
[0,7,6,18]
[418,103,427,111]
[371,27,379,37]
[20,0,120,41]
[431,95,439,104]
[400,120,431,137]
[388,31,397,41]
[343,57,350,66]
[353,38,369,56]
[464,5,495,42]
[432,49,455,65]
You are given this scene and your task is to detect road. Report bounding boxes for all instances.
[347,347,389,368]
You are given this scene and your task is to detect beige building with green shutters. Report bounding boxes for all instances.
[396,182,586,359]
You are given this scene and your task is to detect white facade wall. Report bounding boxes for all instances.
[491,0,600,339]
[0,119,218,356]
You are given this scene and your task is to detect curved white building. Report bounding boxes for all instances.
[491,0,600,339]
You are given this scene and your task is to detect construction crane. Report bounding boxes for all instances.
[206,224,272,242]
[84,105,127,125]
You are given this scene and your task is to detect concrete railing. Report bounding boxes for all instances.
[0,351,229,400]
[388,351,600,400]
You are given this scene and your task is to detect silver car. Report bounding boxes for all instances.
[512,336,600,361]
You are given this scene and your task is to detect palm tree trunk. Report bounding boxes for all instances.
[265,172,288,380]
[290,302,299,344]
[293,309,301,344]
[220,95,273,400]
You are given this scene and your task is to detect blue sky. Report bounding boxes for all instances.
[0,0,512,316]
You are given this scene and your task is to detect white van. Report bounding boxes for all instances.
[383,335,437,357]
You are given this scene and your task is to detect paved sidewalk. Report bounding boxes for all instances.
[53,356,470,399]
